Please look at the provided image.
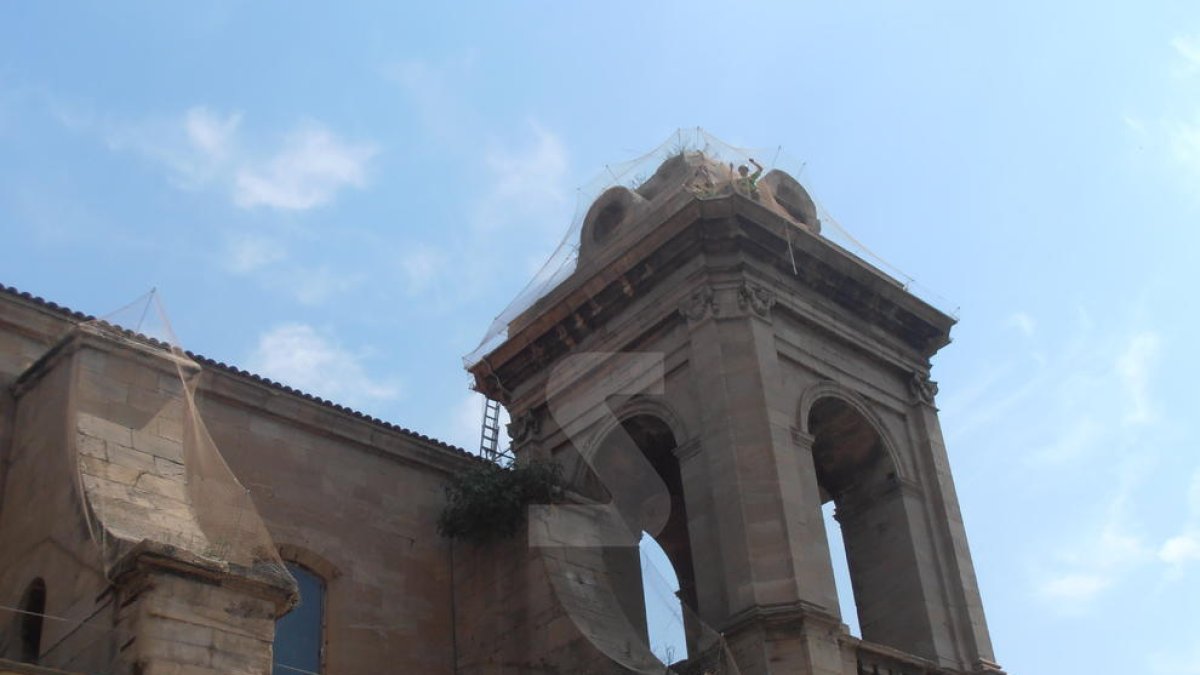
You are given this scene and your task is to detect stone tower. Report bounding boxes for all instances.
[469,150,1003,674]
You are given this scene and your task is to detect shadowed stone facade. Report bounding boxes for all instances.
[0,151,1002,674]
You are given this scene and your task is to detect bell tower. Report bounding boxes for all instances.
[469,146,1003,675]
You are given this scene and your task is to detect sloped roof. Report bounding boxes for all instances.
[0,282,477,461]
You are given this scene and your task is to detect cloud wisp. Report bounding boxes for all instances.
[98,106,377,212]
[1034,459,1155,612]
[1158,468,1200,577]
[248,323,399,411]
[474,123,571,234]
[234,122,377,210]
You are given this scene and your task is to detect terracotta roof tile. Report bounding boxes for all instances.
[1,282,481,462]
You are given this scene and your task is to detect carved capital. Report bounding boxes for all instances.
[506,409,543,446]
[678,286,718,324]
[908,371,938,406]
[737,281,776,318]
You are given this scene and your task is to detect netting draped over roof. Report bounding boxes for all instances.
[69,290,284,573]
[464,128,797,366]
[463,128,956,370]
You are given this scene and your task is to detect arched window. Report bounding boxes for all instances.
[808,395,934,657]
[18,578,46,664]
[273,563,324,674]
[579,414,701,665]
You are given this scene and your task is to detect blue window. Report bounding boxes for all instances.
[273,563,324,674]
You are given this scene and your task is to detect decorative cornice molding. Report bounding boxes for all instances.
[507,408,543,446]
[737,280,776,318]
[678,285,718,324]
[908,371,939,406]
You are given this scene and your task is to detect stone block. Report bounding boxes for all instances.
[132,429,184,463]
[105,443,157,473]
[78,413,133,447]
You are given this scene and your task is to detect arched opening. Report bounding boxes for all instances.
[822,501,861,637]
[576,414,700,664]
[18,578,46,664]
[273,562,325,675]
[639,532,687,664]
[808,396,932,656]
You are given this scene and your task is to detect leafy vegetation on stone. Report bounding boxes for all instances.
[437,459,564,543]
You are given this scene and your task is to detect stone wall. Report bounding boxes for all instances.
[0,288,480,674]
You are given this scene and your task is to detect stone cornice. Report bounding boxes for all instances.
[9,323,481,478]
[719,600,844,637]
[0,284,480,469]
[108,539,298,615]
[470,193,954,402]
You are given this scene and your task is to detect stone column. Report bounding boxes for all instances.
[906,384,1000,671]
[107,542,294,675]
[680,279,846,674]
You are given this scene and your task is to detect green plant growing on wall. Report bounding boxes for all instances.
[437,459,564,543]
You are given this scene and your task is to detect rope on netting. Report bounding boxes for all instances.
[0,602,110,630]
[272,663,322,675]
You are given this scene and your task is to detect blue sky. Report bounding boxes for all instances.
[3,2,1199,673]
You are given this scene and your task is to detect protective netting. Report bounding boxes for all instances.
[69,290,281,571]
[464,127,955,368]
[639,539,742,675]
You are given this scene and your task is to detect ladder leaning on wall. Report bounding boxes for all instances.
[479,397,511,465]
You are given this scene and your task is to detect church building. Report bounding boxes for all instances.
[0,142,1004,674]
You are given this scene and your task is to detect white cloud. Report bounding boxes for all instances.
[100,106,239,188]
[249,323,399,408]
[386,57,472,141]
[234,123,377,210]
[90,106,375,211]
[1029,416,1101,465]
[1157,469,1200,577]
[1034,460,1154,612]
[1115,331,1160,425]
[1168,116,1200,177]
[288,265,365,306]
[1171,34,1200,71]
[184,107,240,163]
[224,233,286,274]
[1159,533,1200,567]
[399,244,447,296]
[1007,311,1036,337]
[1150,646,1200,675]
[475,123,570,233]
[1037,573,1112,605]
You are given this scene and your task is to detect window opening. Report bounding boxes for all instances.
[273,563,324,674]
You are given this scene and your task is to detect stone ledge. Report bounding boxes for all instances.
[108,539,297,616]
[0,660,79,675]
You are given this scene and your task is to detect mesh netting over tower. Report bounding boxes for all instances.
[465,127,953,371]
[466,129,812,367]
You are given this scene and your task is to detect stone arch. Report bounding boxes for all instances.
[276,544,341,582]
[570,406,702,659]
[799,381,939,659]
[567,397,689,494]
[797,380,907,481]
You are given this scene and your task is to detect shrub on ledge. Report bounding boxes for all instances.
[437,459,564,543]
